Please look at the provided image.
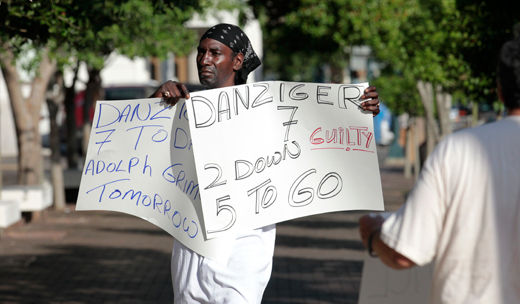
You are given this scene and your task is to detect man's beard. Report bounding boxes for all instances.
[198,67,218,88]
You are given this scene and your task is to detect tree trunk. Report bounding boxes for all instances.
[0,44,56,185]
[404,119,413,179]
[416,80,439,158]
[81,67,102,156]
[46,71,66,210]
[435,85,452,138]
[330,64,344,83]
[413,118,422,180]
[404,117,424,180]
[64,61,80,169]
[471,102,479,127]
[0,90,2,196]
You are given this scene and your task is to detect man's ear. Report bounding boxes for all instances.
[233,53,244,71]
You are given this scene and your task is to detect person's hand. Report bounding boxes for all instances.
[151,80,190,106]
[360,86,380,116]
[359,213,384,248]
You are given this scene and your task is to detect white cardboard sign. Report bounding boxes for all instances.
[76,98,234,261]
[187,81,384,239]
[77,81,384,260]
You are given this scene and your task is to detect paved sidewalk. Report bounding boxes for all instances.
[0,163,414,304]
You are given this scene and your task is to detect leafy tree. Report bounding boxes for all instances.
[354,0,519,152]
[455,0,520,106]
[0,0,212,190]
[1,0,71,185]
[249,0,352,82]
[59,0,205,168]
[260,0,519,152]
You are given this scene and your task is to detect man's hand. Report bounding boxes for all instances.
[359,213,416,269]
[360,86,380,116]
[150,80,190,106]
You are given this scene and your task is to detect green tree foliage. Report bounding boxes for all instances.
[249,0,520,109]
[0,0,213,185]
[371,72,422,116]
[358,0,518,102]
[60,0,204,69]
[249,0,350,82]
[1,0,210,74]
[455,0,520,102]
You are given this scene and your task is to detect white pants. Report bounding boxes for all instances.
[171,224,276,304]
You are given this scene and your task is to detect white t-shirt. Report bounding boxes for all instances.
[381,116,520,304]
[171,224,276,304]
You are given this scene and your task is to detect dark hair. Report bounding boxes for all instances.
[497,27,520,110]
[235,70,247,85]
[231,51,247,85]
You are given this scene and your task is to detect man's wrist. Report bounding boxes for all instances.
[368,228,381,257]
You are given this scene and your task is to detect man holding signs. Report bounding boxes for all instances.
[153,24,381,303]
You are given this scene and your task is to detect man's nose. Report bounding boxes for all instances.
[200,52,211,65]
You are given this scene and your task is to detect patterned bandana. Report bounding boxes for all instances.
[200,23,261,84]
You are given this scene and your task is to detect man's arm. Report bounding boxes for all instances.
[359,214,416,269]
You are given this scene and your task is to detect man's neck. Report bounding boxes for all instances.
[211,82,236,89]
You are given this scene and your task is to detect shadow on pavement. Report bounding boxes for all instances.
[280,218,360,230]
[264,256,362,304]
[275,234,364,251]
[0,245,173,304]
[97,227,169,237]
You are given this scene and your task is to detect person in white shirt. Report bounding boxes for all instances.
[152,23,382,303]
[358,35,520,304]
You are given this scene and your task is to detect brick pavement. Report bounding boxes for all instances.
[0,162,414,304]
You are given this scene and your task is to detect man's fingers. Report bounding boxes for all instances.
[364,86,377,93]
[360,87,380,116]
[362,92,379,99]
[362,86,378,100]
[361,100,380,109]
[154,81,191,106]
[363,99,379,106]
[180,84,190,99]
[360,103,380,116]
[170,85,182,99]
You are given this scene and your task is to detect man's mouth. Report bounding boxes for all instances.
[199,68,214,77]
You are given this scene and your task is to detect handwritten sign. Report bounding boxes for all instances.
[187,81,384,239]
[77,81,384,260]
[76,98,234,261]
[359,255,433,304]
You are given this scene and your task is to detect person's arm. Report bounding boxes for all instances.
[150,80,191,105]
[359,214,415,269]
[360,86,380,116]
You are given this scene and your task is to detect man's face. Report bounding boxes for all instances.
[197,38,238,89]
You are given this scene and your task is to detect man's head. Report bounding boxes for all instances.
[197,23,261,88]
[497,33,520,111]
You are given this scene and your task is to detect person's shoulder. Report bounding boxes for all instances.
[434,124,485,154]
[440,126,477,144]
[440,118,518,151]
[446,119,502,139]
